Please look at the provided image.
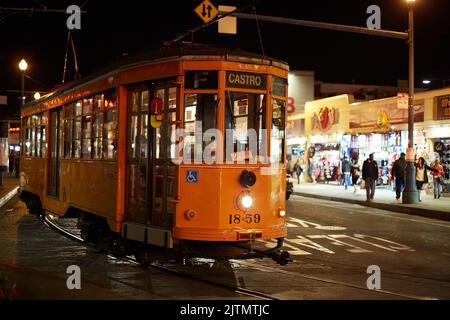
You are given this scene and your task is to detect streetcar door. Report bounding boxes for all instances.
[126,88,150,224]
[48,108,61,197]
[126,82,177,227]
[149,82,177,228]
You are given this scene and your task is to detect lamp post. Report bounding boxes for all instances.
[18,59,28,106]
[403,0,419,204]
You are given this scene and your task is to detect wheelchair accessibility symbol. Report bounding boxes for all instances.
[186,170,199,184]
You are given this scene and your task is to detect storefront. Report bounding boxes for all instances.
[303,94,351,182]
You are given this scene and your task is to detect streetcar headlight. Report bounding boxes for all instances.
[278,210,286,217]
[241,195,253,209]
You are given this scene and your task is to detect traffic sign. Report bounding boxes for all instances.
[194,0,218,24]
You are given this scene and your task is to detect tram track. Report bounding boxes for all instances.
[43,212,279,300]
[296,255,450,285]
[234,259,440,300]
[43,212,444,300]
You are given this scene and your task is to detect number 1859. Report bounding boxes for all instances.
[228,213,261,224]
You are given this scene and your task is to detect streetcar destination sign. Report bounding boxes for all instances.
[225,71,266,90]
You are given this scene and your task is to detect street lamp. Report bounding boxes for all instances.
[34,92,41,100]
[403,0,419,204]
[18,59,28,106]
[422,79,449,87]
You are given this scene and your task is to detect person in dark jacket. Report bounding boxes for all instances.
[362,153,379,201]
[293,159,303,184]
[341,156,352,190]
[392,152,407,200]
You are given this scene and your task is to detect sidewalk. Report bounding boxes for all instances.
[293,182,450,221]
[0,173,20,209]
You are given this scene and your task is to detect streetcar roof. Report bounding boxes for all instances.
[22,44,289,110]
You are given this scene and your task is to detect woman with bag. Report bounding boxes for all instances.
[415,157,436,202]
[351,158,360,193]
[431,159,445,199]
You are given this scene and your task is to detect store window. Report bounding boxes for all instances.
[225,91,266,162]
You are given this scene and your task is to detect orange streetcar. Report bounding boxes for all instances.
[19,45,290,265]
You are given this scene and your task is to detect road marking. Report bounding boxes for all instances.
[289,196,450,228]
[288,217,347,231]
[282,217,415,255]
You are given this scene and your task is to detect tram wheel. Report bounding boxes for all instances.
[28,197,42,216]
[135,247,153,267]
[111,239,127,258]
[80,222,97,243]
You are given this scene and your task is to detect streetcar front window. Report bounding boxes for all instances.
[225,91,266,163]
[183,93,218,161]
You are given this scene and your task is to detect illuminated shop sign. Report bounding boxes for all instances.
[225,71,266,90]
[437,94,450,120]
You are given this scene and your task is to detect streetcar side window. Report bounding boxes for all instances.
[64,89,117,160]
[271,98,285,164]
[73,101,82,158]
[103,90,118,160]
[81,98,93,159]
[224,92,266,163]
[22,113,47,158]
[93,94,104,160]
[64,104,73,158]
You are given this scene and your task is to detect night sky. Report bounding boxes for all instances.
[1,0,449,98]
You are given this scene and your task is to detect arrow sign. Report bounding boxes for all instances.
[195,0,218,23]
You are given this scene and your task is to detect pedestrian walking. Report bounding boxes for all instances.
[286,159,293,177]
[341,156,352,190]
[392,152,407,200]
[8,152,15,174]
[362,153,379,201]
[415,157,436,202]
[293,159,303,184]
[431,159,445,199]
[351,158,360,193]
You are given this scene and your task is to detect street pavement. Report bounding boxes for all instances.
[277,194,450,299]
[293,181,450,221]
[1,178,449,300]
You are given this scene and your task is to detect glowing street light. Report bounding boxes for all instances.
[18,59,28,106]
[34,92,41,100]
[19,59,28,71]
[422,80,431,85]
